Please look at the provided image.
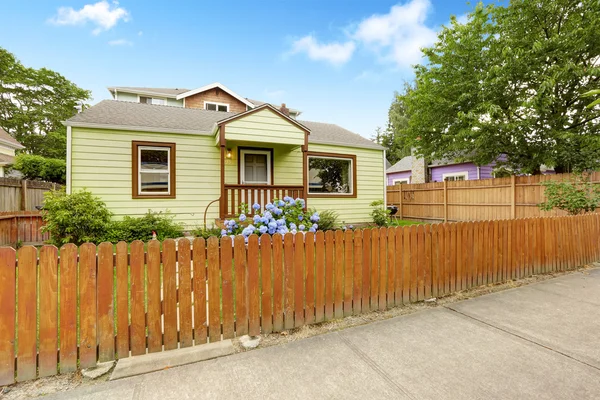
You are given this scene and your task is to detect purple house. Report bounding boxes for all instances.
[387,155,554,184]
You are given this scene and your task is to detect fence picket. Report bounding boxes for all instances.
[386,228,395,308]
[378,228,388,311]
[59,244,78,372]
[370,228,380,310]
[417,225,426,301]
[129,241,145,356]
[0,247,16,385]
[315,231,325,323]
[344,229,354,316]
[162,239,178,351]
[260,234,274,333]
[193,238,208,344]
[325,231,335,320]
[284,233,295,329]
[361,229,371,311]
[221,236,234,340]
[272,234,284,331]
[294,233,305,327]
[38,246,58,377]
[97,243,115,362]
[79,243,97,369]
[115,242,129,358]
[235,235,249,335]
[248,234,261,336]
[305,232,316,324]
[178,239,193,348]
[353,230,363,314]
[424,225,432,299]
[147,240,162,353]
[335,230,345,318]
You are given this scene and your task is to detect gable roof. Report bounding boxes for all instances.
[65,100,383,150]
[0,127,25,149]
[246,98,301,116]
[387,155,414,173]
[217,103,310,134]
[176,82,255,108]
[107,87,190,98]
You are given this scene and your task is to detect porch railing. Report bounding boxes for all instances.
[222,184,305,218]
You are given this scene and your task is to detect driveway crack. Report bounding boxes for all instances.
[337,332,417,400]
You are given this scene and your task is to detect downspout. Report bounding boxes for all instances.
[477,166,481,180]
[383,149,387,206]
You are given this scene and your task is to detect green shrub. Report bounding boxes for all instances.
[370,199,391,227]
[41,189,112,245]
[193,225,222,240]
[103,211,184,242]
[538,173,600,215]
[12,154,66,184]
[308,208,338,231]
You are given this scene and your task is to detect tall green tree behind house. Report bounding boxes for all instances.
[397,0,600,174]
[0,47,91,159]
[373,83,413,165]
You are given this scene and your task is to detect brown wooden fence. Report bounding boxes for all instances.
[0,211,48,246]
[387,172,600,222]
[0,178,60,212]
[1,214,599,384]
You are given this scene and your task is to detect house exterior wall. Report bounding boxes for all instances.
[429,162,488,182]
[387,170,411,185]
[114,91,183,107]
[224,108,305,146]
[184,88,247,113]
[307,143,385,223]
[70,127,221,229]
[0,145,15,157]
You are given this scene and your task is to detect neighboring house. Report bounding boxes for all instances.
[65,82,385,228]
[0,127,25,177]
[387,154,554,184]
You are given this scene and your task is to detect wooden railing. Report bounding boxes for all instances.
[222,184,305,218]
[0,211,49,246]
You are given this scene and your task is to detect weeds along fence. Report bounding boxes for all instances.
[386,172,600,222]
[1,214,599,385]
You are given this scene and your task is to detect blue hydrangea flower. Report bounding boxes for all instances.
[296,198,306,208]
[276,218,285,226]
[221,229,227,236]
[263,211,273,220]
[349,225,354,230]
[273,208,283,216]
[252,203,260,210]
[265,203,275,210]
[277,226,289,235]
[253,215,261,224]
[268,226,277,235]
[288,199,296,206]
[247,224,256,232]
[289,223,297,230]
[278,200,285,207]
[291,229,297,234]
[268,221,277,229]
[239,214,247,222]
[312,223,318,230]
[299,224,305,231]
[298,214,303,221]
[242,227,253,236]
[283,196,292,202]
[309,227,316,233]
[310,213,320,223]
[223,219,230,226]
[259,225,268,234]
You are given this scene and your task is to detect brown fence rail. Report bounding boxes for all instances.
[0,178,60,212]
[387,172,600,222]
[0,211,48,246]
[1,214,599,384]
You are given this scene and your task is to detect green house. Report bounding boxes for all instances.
[65,83,385,229]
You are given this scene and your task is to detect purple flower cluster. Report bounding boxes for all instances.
[222,197,319,239]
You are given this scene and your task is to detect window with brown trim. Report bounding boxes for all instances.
[132,141,176,199]
[307,152,357,198]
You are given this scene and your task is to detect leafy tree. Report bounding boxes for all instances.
[12,153,66,183]
[373,83,413,165]
[538,173,600,215]
[0,47,91,158]
[398,1,600,174]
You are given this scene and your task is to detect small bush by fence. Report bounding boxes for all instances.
[387,172,600,222]
[0,214,599,384]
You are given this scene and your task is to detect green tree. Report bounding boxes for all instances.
[539,173,600,215]
[398,1,600,174]
[373,83,413,165]
[0,47,91,158]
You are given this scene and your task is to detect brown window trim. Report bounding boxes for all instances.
[132,141,176,199]
[306,151,357,198]
[237,146,274,185]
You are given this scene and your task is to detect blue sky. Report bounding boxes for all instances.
[1,0,480,138]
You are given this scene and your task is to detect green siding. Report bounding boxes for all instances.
[225,108,305,146]
[307,143,385,223]
[71,127,220,229]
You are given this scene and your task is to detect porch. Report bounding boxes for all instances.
[221,184,305,218]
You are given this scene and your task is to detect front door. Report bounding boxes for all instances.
[240,149,271,184]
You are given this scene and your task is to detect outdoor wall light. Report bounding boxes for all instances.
[226,149,232,159]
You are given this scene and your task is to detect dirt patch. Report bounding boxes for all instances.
[234,266,593,351]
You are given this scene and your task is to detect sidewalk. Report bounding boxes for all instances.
[47,268,600,400]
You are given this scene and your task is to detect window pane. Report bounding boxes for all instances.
[140,96,151,104]
[140,172,169,193]
[308,157,352,194]
[152,98,166,105]
[140,148,168,170]
[217,104,228,112]
[206,103,217,111]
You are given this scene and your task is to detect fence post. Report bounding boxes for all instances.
[20,180,28,211]
[511,175,516,219]
[443,180,448,222]
[398,185,403,219]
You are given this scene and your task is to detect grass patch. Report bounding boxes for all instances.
[389,219,424,227]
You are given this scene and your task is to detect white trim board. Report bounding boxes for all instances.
[442,171,469,181]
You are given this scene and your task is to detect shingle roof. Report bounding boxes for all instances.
[0,127,24,148]
[108,87,190,97]
[387,155,414,173]
[66,100,383,150]
[246,99,300,114]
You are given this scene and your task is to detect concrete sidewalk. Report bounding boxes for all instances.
[47,268,600,400]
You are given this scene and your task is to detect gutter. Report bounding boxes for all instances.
[63,121,213,136]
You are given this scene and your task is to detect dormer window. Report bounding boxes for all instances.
[140,96,166,106]
[204,101,229,112]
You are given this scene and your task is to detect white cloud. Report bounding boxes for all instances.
[353,0,437,68]
[108,38,133,46]
[290,35,355,66]
[49,1,130,35]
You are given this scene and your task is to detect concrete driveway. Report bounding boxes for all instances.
[46,268,600,400]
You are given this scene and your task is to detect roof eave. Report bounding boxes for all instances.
[64,120,213,136]
[308,139,384,151]
[0,138,25,150]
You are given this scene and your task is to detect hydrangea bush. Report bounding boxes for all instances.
[221,197,320,240]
